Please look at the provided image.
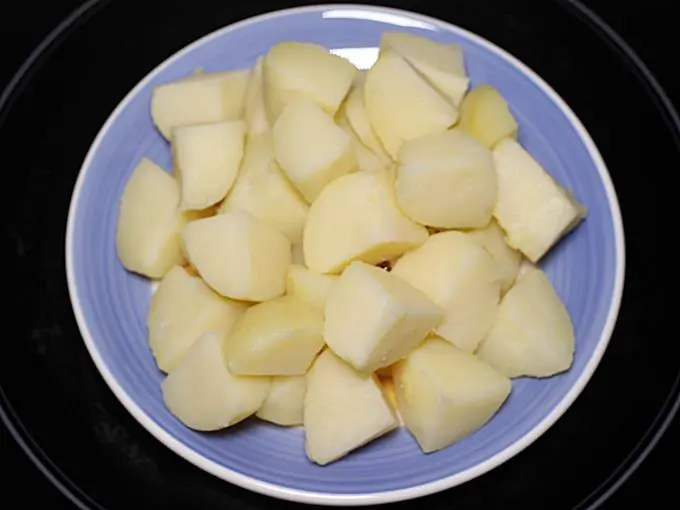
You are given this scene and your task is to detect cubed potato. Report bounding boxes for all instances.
[286,264,339,313]
[224,296,324,376]
[273,98,356,202]
[172,120,246,211]
[476,265,575,378]
[459,84,518,148]
[244,57,269,136]
[336,112,391,173]
[162,332,270,431]
[219,132,308,244]
[303,171,429,274]
[151,69,250,139]
[181,211,291,301]
[364,51,458,158]
[263,41,357,122]
[304,349,397,465]
[391,231,501,353]
[380,31,469,106]
[324,261,444,372]
[378,376,403,425]
[493,138,587,262]
[148,266,248,372]
[116,158,187,278]
[393,336,511,453]
[396,129,496,229]
[256,375,306,426]
[467,220,522,294]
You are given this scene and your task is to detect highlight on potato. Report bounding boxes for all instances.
[115,30,586,466]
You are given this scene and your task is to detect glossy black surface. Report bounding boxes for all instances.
[1,0,677,508]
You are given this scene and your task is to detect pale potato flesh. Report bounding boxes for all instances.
[285,264,339,313]
[379,376,403,425]
[467,219,522,294]
[224,295,324,376]
[336,113,391,173]
[256,375,306,426]
[162,332,270,431]
[393,336,511,453]
[304,349,397,465]
[244,57,270,136]
[476,265,575,378]
[459,84,518,149]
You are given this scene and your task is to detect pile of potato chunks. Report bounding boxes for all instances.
[116,31,587,466]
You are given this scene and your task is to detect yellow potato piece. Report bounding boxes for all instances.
[285,264,338,313]
[243,57,270,136]
[467,220,522,294]
[256,375,306,426]
[459,84,518,149]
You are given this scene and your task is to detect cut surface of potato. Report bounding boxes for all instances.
[286,264,338,313]
[380,31,469,106]
[476,265,575,378]
[263,41,357,122]
[148,266,248,373]
[393,336,511,453]
[162,332,270,431]
[364,51,458,158]
[224,295,324,376]
[219,132,308,244]
[379,376,403,425]
[493,138,587,262]
[467,220,522,294]
[116,158,187,278]
[304,349,397,465]
[392,231,501,353]
[273,98,356,202]
[151,69,250,139]
[244,57,269,136]
[181,211,291,301]
[325,261,444,372]
[396,129,496,229]
[256,375,306,426]
[173,120,246,211]
[303,171,429,274]
[336,113,391,173]
[459,84,518,149]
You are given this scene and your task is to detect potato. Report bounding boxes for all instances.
[148,266,248,372]
[181,211,291,301]
[151,69,251,139]
[291,244,305,264]
[467,220,522,294]
[380,31,469,107]
[303,171,429,274]
[393,336,511,453]
[304,349,397,465]
[286,264,338,313]
[378,376,403,425]
[243,57,269,136]
[162,332,270,431]
[172,120,246,211]
[336,113,391,173]
[476,265,575,378]
[325,261,444,373]
[396,129,496,229]
[459,84,518,148]
[116,158,187,278]
[256,375,306,426]
[219,132,308,244]
[224,296,324,376]
[493,138,587,262]
[263,41,357,122]
[364,51,458,158]
[392,231,501,353]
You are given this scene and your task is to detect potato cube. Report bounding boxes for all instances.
[256,375,306,426]
[244,57,270,136]
[459,84,518,148]
[467,220,522,294]
[285,264,338,313]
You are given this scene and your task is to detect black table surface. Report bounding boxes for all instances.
[1,0,677,508]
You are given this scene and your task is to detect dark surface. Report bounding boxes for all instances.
[1,0,677,508]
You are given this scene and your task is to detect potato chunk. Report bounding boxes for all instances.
[256,375,306,426]
[244,57,269,136]
[459,84,518,148]
[467,220,522,294]
[285,264,338,313]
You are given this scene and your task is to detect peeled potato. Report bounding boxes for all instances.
[325,261,444,372]
[181,211,291,301]
[304,349,397,465]
[151,69,250,139]
[459,84,518,149]
[148,266,248,372]
[162,332,270,431]
[286,264,338,313]
[493,138,587,262]
[467,220,522,294]
[476,265,575,378]
[116,158,187,278]
[396,129,496,229]
[336,113,391,173]
[393,336,511,453]
[364,50,458,157]
[378,376,403,425]
[273,98,356,202]
[256,375,306,426]
[392,231,501,353]
[224,295,325,376]
[303,171,429,274]
[172,120,246,211]
[244,57,269,136]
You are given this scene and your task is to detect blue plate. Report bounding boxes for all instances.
[65,4,625,505]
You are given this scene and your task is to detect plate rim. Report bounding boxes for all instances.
[63,3,626,506]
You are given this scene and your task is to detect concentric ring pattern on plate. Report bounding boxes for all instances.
[66,5,624,504]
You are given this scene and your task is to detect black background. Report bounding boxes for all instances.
[1,0,677,508]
